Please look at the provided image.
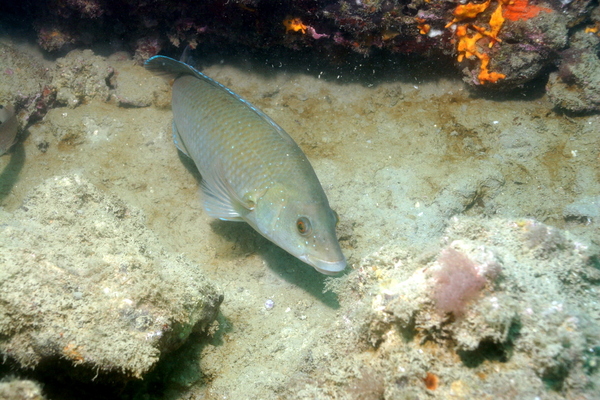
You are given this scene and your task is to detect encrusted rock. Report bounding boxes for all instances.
[111,61,170,108]
[546,30,600,113]
[0,42,54,124]
[0,379,46,400]
[52,49,114,108]
[0,175,222,379]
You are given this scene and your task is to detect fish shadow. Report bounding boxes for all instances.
[261,244,341,309]
[177,149,341,309]
[177,150,203,182]
[0,141,25,203]
[210,219,341,310]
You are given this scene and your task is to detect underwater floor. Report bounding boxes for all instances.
[0,38,599,399]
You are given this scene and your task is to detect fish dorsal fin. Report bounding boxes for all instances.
[145,55,231,93]
[145,56,298,146]
[201,160,255,222]
[145,55,202,81]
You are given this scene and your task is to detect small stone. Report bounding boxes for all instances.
[265,299,275,310]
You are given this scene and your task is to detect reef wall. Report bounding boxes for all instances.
[2,0,600,110]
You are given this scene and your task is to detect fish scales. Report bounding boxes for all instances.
[172,74,322,199]
[145,56,346,275]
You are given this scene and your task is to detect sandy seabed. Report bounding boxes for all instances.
[1,40,599,400]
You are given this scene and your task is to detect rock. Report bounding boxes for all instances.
[0,42,54,124]
[563,195,600,222]
[51,49,170,109]
[111,61,170,108]
[52,49,114,108]
[0,175,222,379]
[300,216,600,399]
[546,30,600,113]
[484,11,568,90]
[0,379,46,400]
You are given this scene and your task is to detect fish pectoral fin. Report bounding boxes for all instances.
[201,161,254,221]
[172,121,191,157]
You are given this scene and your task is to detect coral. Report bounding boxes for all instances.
[445,0,492,28]
[0,0,592,96]
[283,17,307,34]
[423,372,439,390]
[585,22,600,34]
[281,16,330,41]
[306,26,329,40]
[295,216,599,399]
[502,0,552,22]
[3,0,585,93]
[48,0,105,19]
[415,18,431,35]
[456,25,484,62]
[134,35,163,64]
[477,52,506,83]
[447,0,507,84]
[473,2,504,47]
[306,217,600,398]
[433,248,487,317]
[0,42,54,124]
[523,221,566,257]
[36,26,76,52]
[445,0,567,87]
[28,85,57,123]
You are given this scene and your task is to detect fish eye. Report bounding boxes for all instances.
[296,217,311,235]
[332,209,339,226]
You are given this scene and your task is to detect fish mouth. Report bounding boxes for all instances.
[302,255,347,275]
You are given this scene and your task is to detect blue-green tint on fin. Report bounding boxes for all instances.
[145,56,222,91]
[145,56,292,140]
[145,55,202,81]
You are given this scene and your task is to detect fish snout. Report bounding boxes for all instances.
[305,256,347,275]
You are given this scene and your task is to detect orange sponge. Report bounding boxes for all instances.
[502,0,552,21]
[283,17,307,34]
[446,0,492,27]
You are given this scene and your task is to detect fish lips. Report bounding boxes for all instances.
[301,255,347,275]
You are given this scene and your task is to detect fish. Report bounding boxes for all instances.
[145,56,346,275]
[0,104,18,156]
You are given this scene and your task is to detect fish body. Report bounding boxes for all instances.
[0,104,18,156]
[145,56,346,274]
